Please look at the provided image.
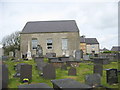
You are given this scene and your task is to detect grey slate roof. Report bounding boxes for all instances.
[85,38,99,44]
[111,46,120,51]
[21,20,79,33]
[80,37,99,44]
[80,37,86,43]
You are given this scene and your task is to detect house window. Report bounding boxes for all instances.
[32,38,38,49]
[62,38,68,50]
[46,39,53,49]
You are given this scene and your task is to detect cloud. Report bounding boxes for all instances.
[0,1,118,49]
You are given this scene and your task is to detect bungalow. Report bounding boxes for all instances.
[20,20,80,57]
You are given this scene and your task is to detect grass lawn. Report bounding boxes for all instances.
[4,59,119,88]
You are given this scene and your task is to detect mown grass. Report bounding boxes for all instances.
[4,59,119,88]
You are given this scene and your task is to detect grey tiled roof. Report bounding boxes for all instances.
[80,37,99,44]
[111,46,120,51]
[80,37,86,43]
[85,38,99,44]
[21,20,79,33]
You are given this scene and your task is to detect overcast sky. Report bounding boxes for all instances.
[0,0,119,49]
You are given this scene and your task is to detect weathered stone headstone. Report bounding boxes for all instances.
[93,64,103,76]
[75,50,81,61]
[51,79,92,88]
[43,64,56,79]
[20,64,32,82]
[85,74,101,87]
[1,64,9,88]
[9,51,14,57]
[106,69,118,84]
[68,67,77,76]
[61,64,67,70]
[69,55,74,61]
[83,55,90,60]
[46,53,56,58]
[36,45,43,57]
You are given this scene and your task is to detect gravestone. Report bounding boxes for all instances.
[93,64,103,76]
[69,55,74,61]
[46,53,56,58]
[20,64,32,82]
[68,67,77,76]
[83,55,90,60]
[51,79,92,88]
[85,74,101,87]
[2,64,9,88]
[61,64,67,70]
[27,41,32,60]
[36,45,43,57]
[9,51,14,57]
[106,69,118,84]
[43,64,56,79]
[75,50,81,61]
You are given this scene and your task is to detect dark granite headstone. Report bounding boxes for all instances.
[85,74,101,87]
[18,83,53,90]
[106,69,118,84]
[20,64,32,82]
[51,79,92,89]
[43,64,56,79]
[93,64,103,76]
[1,64,9,88]
[68,67,77,76]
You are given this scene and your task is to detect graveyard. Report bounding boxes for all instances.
[3,57,119,89]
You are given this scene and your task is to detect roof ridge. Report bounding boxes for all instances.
[27,20,75,23]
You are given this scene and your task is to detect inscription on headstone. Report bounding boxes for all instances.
[68,67,77,76]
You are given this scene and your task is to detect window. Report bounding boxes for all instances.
[32,38,38,49]
[62,39,68,50]
[46,39,53,49]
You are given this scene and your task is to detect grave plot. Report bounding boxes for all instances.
[51,78,92,89]
[18,83,53,89]
[61,64,67,70]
